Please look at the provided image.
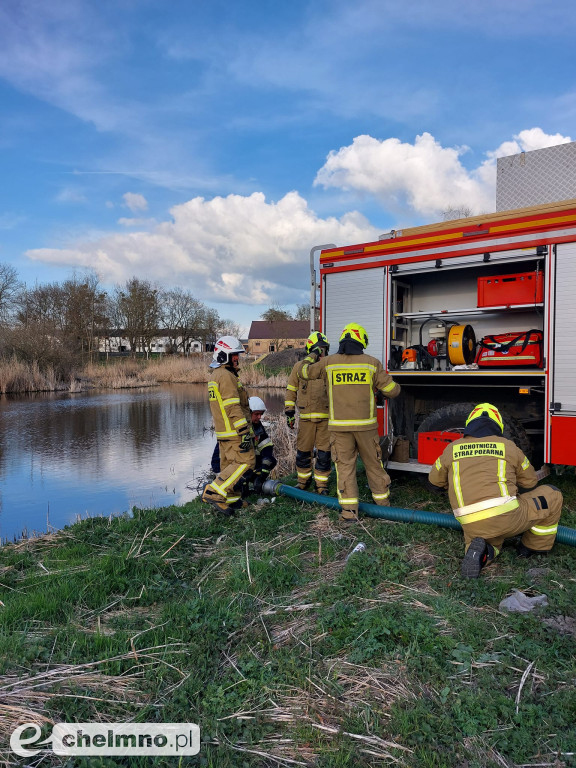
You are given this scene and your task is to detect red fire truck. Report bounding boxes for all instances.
[312,199,576,473]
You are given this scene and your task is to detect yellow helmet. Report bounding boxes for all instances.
[306,331,330,354]
[340,322,368,349]
[465,403,504,433]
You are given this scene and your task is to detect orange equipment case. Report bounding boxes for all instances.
[418,431,462,464]
[477,271,543,307]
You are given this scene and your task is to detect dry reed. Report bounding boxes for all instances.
[0,358,65,394]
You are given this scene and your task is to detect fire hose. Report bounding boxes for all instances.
[261,480,576,547]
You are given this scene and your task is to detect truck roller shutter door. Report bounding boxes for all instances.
[553,243,576,413]
[323,267,386,362]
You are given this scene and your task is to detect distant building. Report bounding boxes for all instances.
[247,320,309,355]
[98,331,203,355]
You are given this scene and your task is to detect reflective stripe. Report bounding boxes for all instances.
[452,461,464,508]
[434,457,442,470]
[530,524,558,535]
[258,437,273,449]
[521,456,530,470]
[300,412,329,420]
[287,384,298,392]
[372,492,390,500]
[297,470,312,479]
[497,459,507,497]
[457,497,519,525]
[212,463,249,494]
[339,497,358,504]
[215,430,238,439]
[209,380,234,435]
[233,418,248,429]
[314,472,330,481]
[454,495,516,517]
[222,397,240,406]
[381,381,396,392]
[284,400,296,407]
[329,417,377,427]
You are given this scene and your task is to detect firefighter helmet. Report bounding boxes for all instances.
[211,336,245,368]
[465,403,504,433]
[340,322,368,349]
[249,396,266,413]
[306,331,330,355]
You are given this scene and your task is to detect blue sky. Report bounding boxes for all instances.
[0,0,574,332]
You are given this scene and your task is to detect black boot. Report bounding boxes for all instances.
[517,542,549,558]
[461,537,495,578]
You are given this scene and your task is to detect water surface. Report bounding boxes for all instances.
[0,384,283,543]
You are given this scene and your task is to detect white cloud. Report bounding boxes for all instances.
[122,192,148,212]
[117,217,155,228]
[315,128,573,218]
[56,187,87,204]
[26,191,378,305]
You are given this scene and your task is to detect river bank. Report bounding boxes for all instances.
[1,473,576,767]
[0,355,290,395]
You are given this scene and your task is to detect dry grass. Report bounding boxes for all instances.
[0,358,62,394]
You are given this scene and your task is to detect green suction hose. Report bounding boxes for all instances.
[262,480,576,547]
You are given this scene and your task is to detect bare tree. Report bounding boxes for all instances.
[260,304,293,322]
[442,205,473,221]
[113,278,160,357]
[216,319,243,339]
[0,264,22,322]
[160,287,207,354]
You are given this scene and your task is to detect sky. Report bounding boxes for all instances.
[0,0,575,334]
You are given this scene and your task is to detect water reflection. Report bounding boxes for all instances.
[0,384,284,543]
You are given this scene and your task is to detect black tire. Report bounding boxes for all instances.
[418,402,532,459]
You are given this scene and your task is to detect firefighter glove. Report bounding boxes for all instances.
[285,410,296,429]
[239,429,254,452]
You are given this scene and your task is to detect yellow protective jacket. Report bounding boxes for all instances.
[299,352,400,431]
[428,435,538,525]
[208,366,250,440]
[284,359,329,422]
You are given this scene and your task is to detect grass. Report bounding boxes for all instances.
[0,469,575,767]
[0,355,289,393]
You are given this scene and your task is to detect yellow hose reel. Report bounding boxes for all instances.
[448,324,476,365]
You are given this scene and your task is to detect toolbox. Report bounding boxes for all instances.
[477,271,544,307]
[418,431,461,464]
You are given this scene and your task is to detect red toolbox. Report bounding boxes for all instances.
[418,431,461,464]
[477,271,544,307]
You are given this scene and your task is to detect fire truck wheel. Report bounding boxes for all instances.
[418,403,532,459]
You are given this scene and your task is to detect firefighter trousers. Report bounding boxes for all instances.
[330,429,390,519]
[205,438,256,506]
[461,484,562,553]
[296,419,331,490]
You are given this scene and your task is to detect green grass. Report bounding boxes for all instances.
[1,470,576,767]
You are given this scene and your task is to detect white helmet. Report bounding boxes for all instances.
[249,396,266,412]
[210,336,245,368]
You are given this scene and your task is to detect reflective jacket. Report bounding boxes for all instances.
[284,359,329,422]
[428,435,538,525]
[299,352,400,431]
[208,366,250,440]
[211,420,277,476]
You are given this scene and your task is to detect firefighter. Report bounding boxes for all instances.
[202,336,256,516]
[428,402,563,578]
[299,322,401,522]
[211,396,277,494]
[284,331,332,494]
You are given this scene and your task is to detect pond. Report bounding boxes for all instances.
[0,384,284,543]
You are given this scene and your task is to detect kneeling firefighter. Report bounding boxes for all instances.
[284,331,332,494]
[428,402,564,578]
[211,396,277,494]
[299,323,401,521]
[202,336,256,515]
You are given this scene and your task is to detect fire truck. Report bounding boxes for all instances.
[311,199,576,473]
